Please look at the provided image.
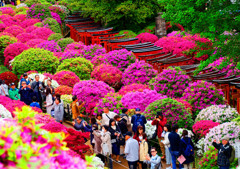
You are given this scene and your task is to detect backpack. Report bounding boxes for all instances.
[134,115,144,128]
[182,138,194,157]
[229,146,235,163]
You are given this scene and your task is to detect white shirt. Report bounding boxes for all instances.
[102,111,117,126]
[46,94,53,107]
[125,137,139,162]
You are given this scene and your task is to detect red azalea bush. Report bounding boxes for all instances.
[136,32,158,43]
[0,71,18,85]
[193,120,220,138]
[16,33,37,43]
[53,71,80,88]
[32,27,54,40]
[55,85,73,95]
[26,39,46,48]
[3,25,25,37]
[0,8,15,16]
[118,83,151,96]
[91,64,122,89]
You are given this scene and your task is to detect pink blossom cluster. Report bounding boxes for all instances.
[0,7,15,16]
[81,44,106,60]
[37,40,61,52]
[51,12,61,24]
[31,27,54,40]
[13,14,27,22]
[16,33,37,43]
[136,32,158,43]
[3,25,25,37]
[60,50,82,61]
[118,83,150,96]
[174,98,193,115]
[41,121,67,133]
[26,39,46,48]
[53,71,80,88]
[167,31,191,37]
[192,120,220,137]
[19,18,41,28]
[122,60,157,85]
[64,42,84,53]
[91,55,106,68]
[25,25,38,33]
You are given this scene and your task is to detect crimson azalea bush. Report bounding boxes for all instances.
[57,57,93,80]
[48,33,63,42]
[144,98,194,129]
[12,48,59,75]
[55,85,73,95]
[26,39,46,48]
[149,67,191,98]
[0,7,15,16]
[0,22,6,32]
[81,44,106,60]
[3,42,29,68]
[91,64,122,89]
[37,40,61,52]
[174,98,193,115]
[3,25,24,37]
[0,71,18,85]
[182,81,226,117]
[103,49,136,71]
[193,120,220,138]
[136,32,158,43]
[121,89,167,114]
[32,27,54,40]
[27,3,51,21]
[53,71,80,88]
[122,60,157,85]
[57,38,74,51]
[94,93,123,115]
[118,83,151,96]
[16,33,37,43]
[72,80,114,114]
[41,120,67,133]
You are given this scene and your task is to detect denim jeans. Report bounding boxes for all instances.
[219,166,229,169]
[170,151,180,169]
[128,161,138,169]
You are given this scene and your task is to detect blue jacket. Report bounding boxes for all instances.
[213,142,232,167]
[20,78,30,88]
[168,131,181,151]
[30,102,40,108]
[180,137,194,164]
[18,87,33,105]
[74,120,85,131]
[131,114,147,133]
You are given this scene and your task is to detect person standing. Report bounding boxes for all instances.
[102,106,117,126]
[139,133,149,169]
[213,137,232,169]
[43,78,55,95]
[168,124,181,169]
[72,116,86,131]
[31,75,44,108]
[120,108,132,132]
[30,96,41,108]
[18,81,33,105]
[9,83,20,100]
[70,95,85,120]
[125,131,139,169]
[145,147,162,169]
[162,124,172,169]
[114,115,128,135]
[101,125,112,169]
[131,108,147,133]
[45,87,53,114]
[20,73,31,88]
[52,97,64,123]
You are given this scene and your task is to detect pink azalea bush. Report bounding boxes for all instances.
[37,40,61,52]
[167,31,191,37]
[0,7,15,16]
[182,81,226,116]
[43,72,53,79]
[19,18,41,28]
[91,64,122,89]
[144,98,194,129]
[121,89,167,113]
[32,27,54,40]
[41,121,67,133]
[27,3,51,21]
[64,42,84,53]
[3,25,25,37]
[16,33,37,43]
[60,50,82,61]
[0,23,7,32]
[13,14,27,22]
[118,83,151,96]
[103,49,136,71]
[26,39,46,48]
[25,25,38,33]
[81,44,106,60]
[53,71,80,88]
[149,67,191,98]
[72,80,114,114]
[91,55,106,68]
[136,32,158,43]
[51,12,61,24]
[174,98,193,115]
[0,96,25,117]
[193,120,220,138]
[122,60,157,85]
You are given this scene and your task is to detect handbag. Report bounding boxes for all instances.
[102,143,109,156]
[116,125,125,146]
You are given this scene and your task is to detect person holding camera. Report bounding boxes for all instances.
[151,112,167,160]
[31,75,44,109]
[72,116,86,132]
[20,73,31,89]
[18,81,33,105]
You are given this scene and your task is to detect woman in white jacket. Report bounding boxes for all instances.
[45,87,53,114]
[162,124,172,169]
[101,125,112,169]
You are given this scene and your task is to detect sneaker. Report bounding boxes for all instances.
[116,160,122,163]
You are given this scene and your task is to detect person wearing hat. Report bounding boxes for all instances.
[213,137,233,169]
[152,111,167,160]
[125,131,139,169]
[131,108,147,133]
[9,83,20,100]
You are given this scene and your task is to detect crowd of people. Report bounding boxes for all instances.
[1,72,234,169]
[0,0,15,6]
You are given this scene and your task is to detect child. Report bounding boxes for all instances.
[96,113,102,130]
[30,96,40,108]
[145,147,161,169]
[45,87,53,114]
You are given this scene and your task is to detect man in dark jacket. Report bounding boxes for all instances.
[31,75,44,108]
[114,115,128,135]
[72,116,86,132]
[168,124,181,169]
[213,137,232,169]
[18,81,33,105]
[131,108,147,133]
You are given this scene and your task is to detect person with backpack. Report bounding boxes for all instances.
[131,108,147,133]
[180,130,194,169]
[120,108,132,132]
[212,137,233,169]
[145,147,162,169]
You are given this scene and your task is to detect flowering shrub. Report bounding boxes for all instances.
[60,50,82,61]
[91,64,122,89]
[13,14,27,22]
[64,42,84,53]
[81,44,106,60]
[204,122,240,151]
[94,93,123,115]
[52,4,70,15]
[0,23,7,32]
[174,98,193,115]
[3,42,29,68]
[27,3,51,21]
[53,71,80,88]
[91,55,106,68]
[26,39,46,48]
[19,18,41,28]
[199,146,218,169]
[121,89,167,114]
[57,38,74,51]
[3,25,24,37]
[196,138,205,156]
[53,52,63,59]
[57,57,93,80]
[145,120,156,139]
[12,48,59,75]
[118,83,150,96]
[0,35,18,61]
[167,31,191,37]
[122,60,157,85]
[43,72,53,79]
[193,120,220,138]
[195,105,238,124]
[48,33,63,42]
[0,96,25,116]
[55,85,73,95]
[0,104,12,119]
[118,30,137,38]
[49,6,66,21]
[0,7,16,16]
[35,113,55,124]
[16,33,37,43]
[182,81,226,116]
[32,27,54,40]
[149,67,191,98]
[136,32,158,43]
[144,98,194,129]
[42,17,61,33]
[72,80,114,114]
[51,12,61,24]
[37,40,61,52]
[0,71,18,85]
[177,128,194,138]
[41,121,67,133]
[104,49,136,71]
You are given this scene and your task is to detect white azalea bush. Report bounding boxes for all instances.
[178,128,194,138]
[195,105,238,124]
[145,120,156,139]
[196,138,205,156]
[0,104,12,119]
[204,122,240,151]
[89,156,104,169]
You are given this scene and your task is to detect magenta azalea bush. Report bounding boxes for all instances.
[103,49,136,71]
[53,71,80,88]
[94,93,123,115]
[64,42,84,53]
[91,64,122,89]
[122,60,157,85]
[81,44,106,60]
[51,12,61,24]
[91,55,106,68]
[3,25,25,37]
[16,33,37,43]
[121,89,167,113]
[118,83,151,96]
[60,50,82,61]
[182,81,226,116]
[25,25,38,33]
[193,120,220,138]
[149,67,191,98]
[19,18,41,28]
[13,14,27,22]
[37,40,61,52]
[32,27,54,40]
[26,39,46,48]
[72,80,114,114]
[27,3,51,21]
[144,98,194,129]
[136,32,158,43]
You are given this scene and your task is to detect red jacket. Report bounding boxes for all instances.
[151,117,167,138]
